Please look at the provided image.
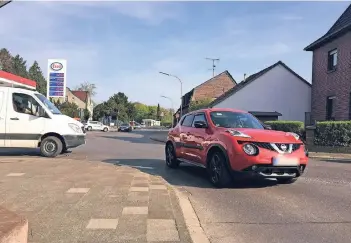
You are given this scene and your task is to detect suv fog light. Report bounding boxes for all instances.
[243,144,258,156]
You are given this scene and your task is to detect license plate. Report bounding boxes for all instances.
[272,156,299,166]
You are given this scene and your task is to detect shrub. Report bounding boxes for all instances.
[314,121,351,147]
[265,120,305,136]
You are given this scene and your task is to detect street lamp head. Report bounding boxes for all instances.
[159,71,170,76]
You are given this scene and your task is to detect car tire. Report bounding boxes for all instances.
[165,143,180,169]
[40,136,63,158]
[87,126,92,131]
[207,151,232,188]
[276,178,297,184]
[103,127,108,132]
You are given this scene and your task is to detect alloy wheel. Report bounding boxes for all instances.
[210,154,222,184]
[166,145,174,166]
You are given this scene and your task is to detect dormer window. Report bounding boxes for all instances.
[327,49,337,71]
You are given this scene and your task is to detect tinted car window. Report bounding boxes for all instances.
[192,114,207,127]
[181,114,194,127]
[210,111,264,129]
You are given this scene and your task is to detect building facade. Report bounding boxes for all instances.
[304,4,351,121]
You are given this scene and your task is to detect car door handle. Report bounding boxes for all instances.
[10,117,19,120]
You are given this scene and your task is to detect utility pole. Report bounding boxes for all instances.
[205,57,220,77]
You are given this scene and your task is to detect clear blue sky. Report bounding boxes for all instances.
[0,1,350,108]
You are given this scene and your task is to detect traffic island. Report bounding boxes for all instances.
[0,207,28,243]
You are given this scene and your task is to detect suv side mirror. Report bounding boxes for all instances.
[194,120,208,128]
[264,125,272,130]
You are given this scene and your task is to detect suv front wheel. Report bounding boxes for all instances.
[165,143,179,168]
[207,151,232,188]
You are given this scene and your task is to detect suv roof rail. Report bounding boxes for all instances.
[0,71,37,90]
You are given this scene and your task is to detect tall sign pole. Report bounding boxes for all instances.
[47,59,67,98]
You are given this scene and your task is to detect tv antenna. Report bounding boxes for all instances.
[205,58,220,77]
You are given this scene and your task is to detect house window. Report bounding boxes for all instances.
[65,96,68,102]
[326,96,335,120]
[327,49,337,71]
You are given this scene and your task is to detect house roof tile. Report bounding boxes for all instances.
[71,90,88,102]
[304,3,351,51]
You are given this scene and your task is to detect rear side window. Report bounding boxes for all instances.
[181,114,194,127]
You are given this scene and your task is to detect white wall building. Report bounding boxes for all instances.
[209,61,311,122]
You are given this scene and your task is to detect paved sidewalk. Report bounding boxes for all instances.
[0,157,191,243]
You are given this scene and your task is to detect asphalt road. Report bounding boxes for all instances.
[1,130,351,243]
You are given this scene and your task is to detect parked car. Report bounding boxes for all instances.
[165,108,309,188]
[118,123,132,132]
[85,121,109,132]
[134,122,142,129]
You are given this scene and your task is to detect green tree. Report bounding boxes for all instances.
[83,108,91,121]
[156,103,161,120]
[133,102,149,122]
[12,54,28,78]
[189,98,213,112]
[0,48,13,73]
[28,61,47,96]
[76,81,97,96]
[60,102,79,118]
[148,105,157,120]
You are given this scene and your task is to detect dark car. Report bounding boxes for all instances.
[118,123,132,132]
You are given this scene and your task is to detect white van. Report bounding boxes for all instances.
[0,82,86,157]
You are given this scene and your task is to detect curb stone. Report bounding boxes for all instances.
[163,182,211,243]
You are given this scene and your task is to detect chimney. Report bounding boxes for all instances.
[244,73,247,81]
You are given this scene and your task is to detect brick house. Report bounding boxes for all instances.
[173,70,236,125]
[304,4,351,121]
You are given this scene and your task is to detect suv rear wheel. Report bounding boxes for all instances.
[87,126,92,131]
[207,151,232,188]
[165,143,179,168]
[103,127,108,132]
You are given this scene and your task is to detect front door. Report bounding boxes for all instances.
[189,113,210,165]
[178,114,196,161]
[0,90,6,146]
[6,92,45,148]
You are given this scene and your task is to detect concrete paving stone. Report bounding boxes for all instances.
[54,192,85,204]
[77,230,118,243]
[147,219,180,242]
[150,185,168,190]
[116,215,148,241]
[130,187,149,192]
[66,187,90,194]
[86,218,119,229]
[131,182,150,187]
[127,191,150,206]
[122,206,148,215]
[148,192,174,219]
[6,172,25,177]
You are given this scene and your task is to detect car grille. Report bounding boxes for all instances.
[239,141,301,153]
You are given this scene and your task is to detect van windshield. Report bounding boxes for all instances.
[35,93,62,115]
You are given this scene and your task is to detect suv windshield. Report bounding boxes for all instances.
[210,111,264,129]
[35,93,62,115]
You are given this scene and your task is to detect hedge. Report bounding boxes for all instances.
[314,121,351,147]
[265,121,305,136]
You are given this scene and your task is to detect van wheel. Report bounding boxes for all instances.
[103,127,108,132]
[165,143,179,168]
[40,136,63,158]
[207,151,232,188]
[87,126,92,131]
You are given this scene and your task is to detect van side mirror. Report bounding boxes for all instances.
[194,120,208,128]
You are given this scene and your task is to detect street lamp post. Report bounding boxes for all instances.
[160,95,174,128]
[159,72,183,119]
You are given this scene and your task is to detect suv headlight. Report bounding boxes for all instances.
[287,132,300,140]
[243,143,258,156]
[69,123,82,133]
[226,130,251,138]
